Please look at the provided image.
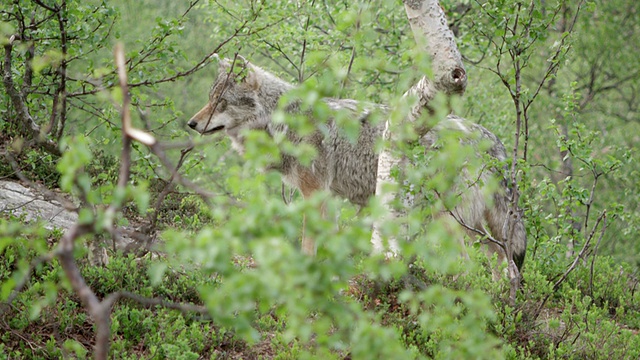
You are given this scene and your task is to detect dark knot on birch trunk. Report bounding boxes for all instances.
[450,67,467,94]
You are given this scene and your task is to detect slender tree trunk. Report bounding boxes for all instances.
[371,0,466,253]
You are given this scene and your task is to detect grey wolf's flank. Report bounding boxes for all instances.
[187,56,526,274]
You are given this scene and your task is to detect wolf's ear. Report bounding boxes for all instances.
[237,54,249,65]
[215,54,232,73]
[243,65,261,90]
[235,56,260,90]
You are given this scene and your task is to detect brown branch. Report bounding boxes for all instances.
[52,0,69,139]
[2,36,60,156]
[582,171,600,234]
[114,43,133,188]
[552,211,606,293]
[145,145,195,231]
[123,0,201,74]
[181,0,201,17]
[32,0,59,12]
[155,152,217,201]
[341,44,357,94]
[589,212,607,299]
[2,35,40,131]
[55,223,111,358]
[260,39,300,76]
[104,291,209,317]
[21,35,35,94]
[53,43,156,360]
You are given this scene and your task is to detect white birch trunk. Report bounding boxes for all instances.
[371,0,466,254]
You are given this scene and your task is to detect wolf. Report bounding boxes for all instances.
[187,55,527,274]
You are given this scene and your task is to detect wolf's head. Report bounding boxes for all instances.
[187,56,274,150]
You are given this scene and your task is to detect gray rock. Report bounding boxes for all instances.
[0,180,141,264]
[0,180,78,231]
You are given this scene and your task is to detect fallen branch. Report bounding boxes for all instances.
[105,291,209,317]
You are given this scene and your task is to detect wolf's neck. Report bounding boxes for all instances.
[257,73,294,114]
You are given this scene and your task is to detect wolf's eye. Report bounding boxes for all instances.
[216,99,227,112]
[238,97,255,108]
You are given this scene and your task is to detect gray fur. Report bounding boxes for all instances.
[187,57,527,272]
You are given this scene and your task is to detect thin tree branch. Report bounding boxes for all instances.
[2,35,60,156]
[589,212,607,299]
[534,211,607,320]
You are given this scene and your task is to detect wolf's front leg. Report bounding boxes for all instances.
[297,169,326,256]
[300,199,327,256]
[301,213,316,256]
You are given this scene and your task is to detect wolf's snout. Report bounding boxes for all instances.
[187,119,197,129]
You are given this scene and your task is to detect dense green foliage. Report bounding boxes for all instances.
[1,0,638,358]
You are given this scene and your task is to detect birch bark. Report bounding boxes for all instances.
[371,0,466,253]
